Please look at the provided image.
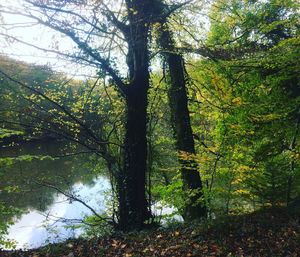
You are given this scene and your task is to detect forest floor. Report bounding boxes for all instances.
[1,206,300,257]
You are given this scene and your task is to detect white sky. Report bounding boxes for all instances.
[0,0,211,78]
[0,0,94,78]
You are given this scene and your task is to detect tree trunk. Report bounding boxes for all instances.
[287,109,300,206]
[118,87,151,230]
[117,1,152,230]
[158,24,207,220]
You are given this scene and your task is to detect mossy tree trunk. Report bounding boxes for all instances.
[158,24,207,220]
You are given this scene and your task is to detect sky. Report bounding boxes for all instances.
[0,0,211,78]
[0,0,92,78]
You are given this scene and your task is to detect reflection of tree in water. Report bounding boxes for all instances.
[0,140,100,220]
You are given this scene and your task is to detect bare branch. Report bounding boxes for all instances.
[34,180,113,224]
[0,8,128,96]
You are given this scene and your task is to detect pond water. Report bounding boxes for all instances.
[1,141,181,249]
[0,141,110,249]
[6,177,110,249]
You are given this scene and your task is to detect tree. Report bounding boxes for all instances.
[187,0,300,212]
[0,0,198,230]
[156,21,206,219]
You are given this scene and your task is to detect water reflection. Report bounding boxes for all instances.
[1,141,181,249]
[0,141,109,249]
[7,176,110,249]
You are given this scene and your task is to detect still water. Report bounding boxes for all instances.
[1,141,180,249]
[0,141,110,249]
[7,177,110,249]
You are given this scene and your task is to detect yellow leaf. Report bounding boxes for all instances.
[232,97,242,106]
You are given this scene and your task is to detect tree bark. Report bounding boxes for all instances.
[118,86,151,230]
[158,24,207,220]
[287,109,300,206]
[116,1,152,230]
